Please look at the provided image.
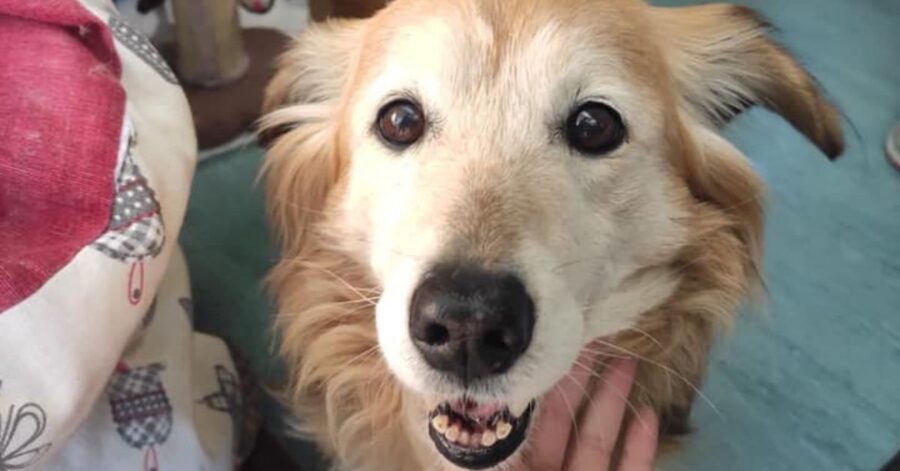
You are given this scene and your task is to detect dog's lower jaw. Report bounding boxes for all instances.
[395,392,537,471]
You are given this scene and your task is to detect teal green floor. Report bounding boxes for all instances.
[180,1,900,469]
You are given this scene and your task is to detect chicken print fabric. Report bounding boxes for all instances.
[91,130,165,265]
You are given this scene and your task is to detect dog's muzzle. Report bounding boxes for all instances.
[409,263,537,468]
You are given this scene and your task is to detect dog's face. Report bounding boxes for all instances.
[355,4,692,466]
[262,0,841,469]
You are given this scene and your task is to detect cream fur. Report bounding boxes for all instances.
[259,1,843,470]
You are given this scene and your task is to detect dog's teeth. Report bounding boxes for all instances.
[431,414,449,433]
[458,430,470,446]
[481,431,497,447]
[496,421,512,440]
[446,424,460,442]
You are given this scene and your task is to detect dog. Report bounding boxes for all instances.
[259,0,843,469]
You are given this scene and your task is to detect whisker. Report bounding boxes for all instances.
[591,339,721,417]
[575,347,632,360]
[587,368,650,431]
[273,299,373,320]
[337,344,382,372]
[273,297,376,315]
[570,359,650,398]
[304,265,381,305]
[553,381,581,444]
[561,370,649,442]
[621,326,664,349]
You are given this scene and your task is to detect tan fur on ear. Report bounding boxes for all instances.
[262,19,366,114]
[652,4,844,158]
[258,19,365,254]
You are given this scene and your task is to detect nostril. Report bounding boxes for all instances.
[423,323,450,346]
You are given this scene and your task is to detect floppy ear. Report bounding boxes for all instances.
[651,4,844,159]
[261,19,366,117]
[258,19,366,256]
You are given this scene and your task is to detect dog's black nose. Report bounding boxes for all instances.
[409,264,535,383]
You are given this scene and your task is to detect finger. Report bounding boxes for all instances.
[528,350,597,470]
[567,358,637,471]
[619,408,659,471]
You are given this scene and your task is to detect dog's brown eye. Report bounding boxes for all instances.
[566,102,626,156]
[377,99,425,148]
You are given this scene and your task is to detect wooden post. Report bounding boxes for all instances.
[170,0,248,88]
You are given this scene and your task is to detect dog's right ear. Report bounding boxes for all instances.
[259,19,366,145]
[258,19,366,255]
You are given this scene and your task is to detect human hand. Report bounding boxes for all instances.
[519,350,658,470]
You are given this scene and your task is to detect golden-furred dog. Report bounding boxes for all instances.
[259,0,843,469]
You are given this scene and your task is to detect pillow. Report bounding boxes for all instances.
[0,1,245,468]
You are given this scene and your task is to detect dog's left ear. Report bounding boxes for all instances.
[651,4,844,159]
[258,19,367,256]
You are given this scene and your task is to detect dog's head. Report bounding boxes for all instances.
[262,0,841,468]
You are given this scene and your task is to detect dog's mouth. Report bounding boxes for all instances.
[427,398,536,469]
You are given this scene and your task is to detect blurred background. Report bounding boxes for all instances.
[115,0,900,469]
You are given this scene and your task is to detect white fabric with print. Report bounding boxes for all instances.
[0,1,238,469]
